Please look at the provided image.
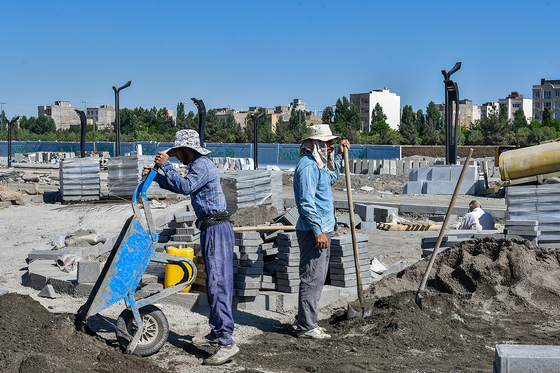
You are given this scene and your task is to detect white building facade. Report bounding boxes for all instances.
[498,91,532,123]
[350,88,401,131]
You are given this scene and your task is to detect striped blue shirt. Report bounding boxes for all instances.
[154,154,226,219]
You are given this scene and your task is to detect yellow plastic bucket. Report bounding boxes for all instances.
[165,245,194,292]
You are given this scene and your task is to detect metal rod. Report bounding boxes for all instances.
[112,81,132,157]
[76,109,87,158]
[252,111,265,169]
[7,116,20,168]
[191,98,206,144]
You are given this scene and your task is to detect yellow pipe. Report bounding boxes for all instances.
[500,140,560,180]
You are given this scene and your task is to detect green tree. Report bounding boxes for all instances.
[424,118,440,145]
[415,108,425,137]
[204,109,220,143]
[288,108,307,143]
[543,107,551,124]
[34,115,56,134]
[399,105,417,144]
[0,110,6,131]
[480,105,511,145]
[176,102,186,128]
[426,101,442,132]
[274,117,293,144]
[321,106,334,124]
[529,126,556,144]
[514,127,531,145]
[185,111,197,130]
[371,102,387,123]
[512,107,528,131]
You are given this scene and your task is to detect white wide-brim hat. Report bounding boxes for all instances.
[165,129,211,157]
[302,124,340,142]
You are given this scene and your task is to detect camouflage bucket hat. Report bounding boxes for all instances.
[165,129,211,157]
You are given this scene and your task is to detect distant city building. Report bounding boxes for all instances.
[481,102,500,118]
[86,105,115,130]
[436,99,482,128]
[532,78,560,121]
[350,88,401,131]
[38,101,81,130]
[498,91,532,123]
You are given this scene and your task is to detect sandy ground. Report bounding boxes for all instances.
[0,164,508,372]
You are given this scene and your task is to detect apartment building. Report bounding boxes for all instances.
[38,101,81,130]
[86,105,116,130]
[533,79,560,121]
[436,99,482,127]
[498,91,532,123]
[350,88,401,131]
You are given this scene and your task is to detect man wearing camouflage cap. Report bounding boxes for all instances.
[143,129,237,365]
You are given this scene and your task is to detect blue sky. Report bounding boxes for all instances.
[1,0,558,121]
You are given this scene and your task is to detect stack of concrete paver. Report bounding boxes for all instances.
[276,232,300,293]
[504,220,539,245]
[421,230,504,258]
[403,164,481,195]
[234,231,264,297]
[220,170,283,214]
[167,211,200,249]
[59,157,101,201]
[107,155,167,198]
[506,185,560,248]
[328,234,371,288]
[354,203,399,229]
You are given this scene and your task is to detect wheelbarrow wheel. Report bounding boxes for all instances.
[116,305,169,356]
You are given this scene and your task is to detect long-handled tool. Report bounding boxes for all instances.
[343,147,375,319]
[415,148,473,309]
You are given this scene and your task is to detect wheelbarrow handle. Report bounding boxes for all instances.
[141,163,160,183]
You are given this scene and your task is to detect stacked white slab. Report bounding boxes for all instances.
[506,185,560,248]
[504,220,539,245]
[329,234,371,288]
[220,170,283,214]
[107,155,167,198]
[403,165,481,195]
[59,157,101,201]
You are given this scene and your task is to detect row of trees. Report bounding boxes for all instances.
[1,100,559,146]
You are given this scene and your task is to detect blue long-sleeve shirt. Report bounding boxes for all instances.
[154,154,227,219]
[293,152,342,236]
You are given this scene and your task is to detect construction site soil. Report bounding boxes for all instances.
[3,237,560,372]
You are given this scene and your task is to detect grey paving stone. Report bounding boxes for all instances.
[277,252,300,261]
[277,259,299,267]
[236,288,259,297]
[354,203,375,222]
[358,221,378,230]
[234,231,261,239]
[235,273,261,282]
[277,278,300,287]
[38,284,57,298]
[77,260,100,284]
[28,249,69,261]
[237,267,263,275]
[276,271,299,280]
[239,245,261,254]
[0,290,9,296]
[494,344,560,373]
[277,284,299,293]
[142,283,164,291]
[234,281,261,289]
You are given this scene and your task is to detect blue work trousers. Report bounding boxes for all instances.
[200,222,235,346]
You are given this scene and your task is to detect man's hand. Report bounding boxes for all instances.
[338,139,351,155]
[142,165,153,176]
[315,233,329,249]
[155,151,169,167]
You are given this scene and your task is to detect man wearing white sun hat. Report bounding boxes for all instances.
[293,124,350,339]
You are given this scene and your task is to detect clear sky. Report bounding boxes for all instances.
[1,0,558,121]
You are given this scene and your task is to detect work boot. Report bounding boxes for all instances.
[192,333,219,347]
[202,342,239,366]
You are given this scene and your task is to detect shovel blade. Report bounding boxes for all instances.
[347,299,375,319]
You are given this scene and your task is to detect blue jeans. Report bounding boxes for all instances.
[200,222,235,346]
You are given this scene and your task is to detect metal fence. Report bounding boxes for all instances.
[0,141,401,168]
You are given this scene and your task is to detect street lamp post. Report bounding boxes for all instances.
[252,111,265,169]
[7,116,20,168]
[0,103,5,131]
[112,81,132,156]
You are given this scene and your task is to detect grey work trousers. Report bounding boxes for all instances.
[295,229,331,332]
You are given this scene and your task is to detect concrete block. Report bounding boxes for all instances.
[277,278,300,287]
[277,259,300,267]
[235,231,261,239]
[260,282,277,290]
[237,267,263,275]
[239,245,261,254]
[77,260,100,284]
[358,221,377,230]
[234,281,261,289]
[236,289,259,297]
[278,238,299,247]
[337,213,362,228]
[354,203,375,222]
[450,165,478,183]
[278,245,300,253]
[331,234,369,245]
[28,249,69,261]
[276,265,299,273]
[416,168,431,181]
[235,238,262,246]
[276,271,299,280]
[38,284,58,298]
[403,181,424,194]
[174,211,197,223]
[277,284,299,294]
[409,168,418,181]
[0,290,8,296]
[235,273,261,281]
[277,252,299,261]
[494,344,560,373]
[142,283,164,291]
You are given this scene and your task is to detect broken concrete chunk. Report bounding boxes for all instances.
[38,284,57,299]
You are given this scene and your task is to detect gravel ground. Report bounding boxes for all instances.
[0,164,507,372]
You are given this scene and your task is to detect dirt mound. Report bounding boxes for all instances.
[0,293,167,373]
[235,237,560,372]
[369,237,560,315]
[230,205,278,227]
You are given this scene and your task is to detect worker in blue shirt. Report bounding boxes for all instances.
[143,129,237,366]
[293,124,350,339]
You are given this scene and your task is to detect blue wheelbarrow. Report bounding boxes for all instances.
[77,167,197,356]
